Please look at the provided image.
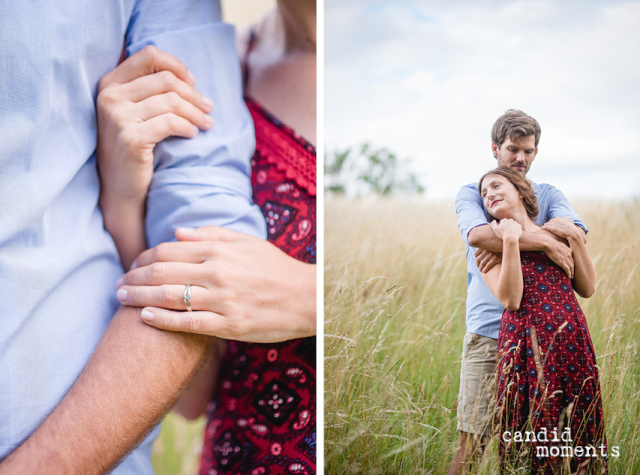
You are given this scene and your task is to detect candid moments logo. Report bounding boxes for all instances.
[502,427,619,459]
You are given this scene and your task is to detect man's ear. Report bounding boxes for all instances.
[491,142,499,159]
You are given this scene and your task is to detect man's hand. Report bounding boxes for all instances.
[475,249,502,274]
[469,221,575,278]
[542,217,586,244]
[545,238,574,279]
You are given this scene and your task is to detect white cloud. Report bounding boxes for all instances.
[325,0,640,198]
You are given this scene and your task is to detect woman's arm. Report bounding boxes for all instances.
[96,46,214,269]
[542,218,595,298]
[172,340,227,420]
[480,220,524,311]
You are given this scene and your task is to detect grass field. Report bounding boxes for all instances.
[324,198,640,474]
[151,414,205,475]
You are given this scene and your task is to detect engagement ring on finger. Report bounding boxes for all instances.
[183,284,192,312]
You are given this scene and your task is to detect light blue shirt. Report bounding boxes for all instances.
[0,1,266,472]
[455,181,587,340]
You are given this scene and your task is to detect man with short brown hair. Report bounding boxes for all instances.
[449,109,586,473]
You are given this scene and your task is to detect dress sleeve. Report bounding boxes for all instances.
[545,185,588,235]
[455,184,490,246]
[125,0,267,247]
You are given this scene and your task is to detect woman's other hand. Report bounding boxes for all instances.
[542,217,584,242]
[490,219,522,242]
[115,226,317,343]
[97,46,214,206]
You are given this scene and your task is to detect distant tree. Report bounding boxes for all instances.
[325,143,425,196]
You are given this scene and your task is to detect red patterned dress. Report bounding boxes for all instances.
[497,251,607,473]
[199,39,316,475]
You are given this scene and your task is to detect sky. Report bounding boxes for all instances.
[325,0,640,199]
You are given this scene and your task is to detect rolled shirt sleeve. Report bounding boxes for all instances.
[125,0,267,247]
[543,184,588,234]
[455,183,491,246]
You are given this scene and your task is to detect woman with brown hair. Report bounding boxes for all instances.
[478,168,607,473]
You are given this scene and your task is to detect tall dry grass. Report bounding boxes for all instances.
[324,198,640,474]
[152,414,205,475]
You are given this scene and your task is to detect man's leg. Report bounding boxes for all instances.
[449,331,498,475]
[449,431,473,475]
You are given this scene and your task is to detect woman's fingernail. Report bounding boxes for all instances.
[202,96,214,111]
[141,309,155,322]
[116,288,128,302]
[176,227,195,234]
[130,261,138,270]
[191,125,199,136]
[204,115,214,128]
[115,277,124,288]
[187,70,197,85]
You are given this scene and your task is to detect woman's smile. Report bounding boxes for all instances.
[480,174,522,219]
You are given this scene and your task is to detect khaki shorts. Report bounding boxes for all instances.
[457,331,498,436]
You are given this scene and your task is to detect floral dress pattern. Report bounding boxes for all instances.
[497,251,607,473]
[199,37,316,474]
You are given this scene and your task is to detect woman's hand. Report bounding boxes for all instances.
[490,219,522,242]
[541,217,583,242]
[97,46,214,205]
[96,46,215,269]
[115,226,316,343]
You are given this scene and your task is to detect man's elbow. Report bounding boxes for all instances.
[468,228,482,248]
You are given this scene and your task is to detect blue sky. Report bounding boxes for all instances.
[325,0,640,199]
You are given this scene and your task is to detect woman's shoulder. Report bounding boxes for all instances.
[235,8,272,63]
[235,26,252,62]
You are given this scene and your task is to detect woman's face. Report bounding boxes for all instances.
[480,174,522,219]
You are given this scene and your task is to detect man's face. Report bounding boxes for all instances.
[492,134,538,176]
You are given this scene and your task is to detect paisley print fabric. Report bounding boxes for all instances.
[199,44,316,473]
[497,251,607,473]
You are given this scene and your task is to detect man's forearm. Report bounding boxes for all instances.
[468,224,552,253]
[0,305,214,475]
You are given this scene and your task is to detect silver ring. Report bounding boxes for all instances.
[183,284,192,312]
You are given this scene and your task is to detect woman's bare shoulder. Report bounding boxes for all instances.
[235,8,272,60]
[235,26,252,60]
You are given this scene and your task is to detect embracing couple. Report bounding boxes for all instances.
[450,110,607,473]
[0,1,316,474]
